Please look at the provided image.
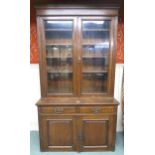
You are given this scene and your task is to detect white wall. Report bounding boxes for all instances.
[114,64,124,132]
[30,64,124,132]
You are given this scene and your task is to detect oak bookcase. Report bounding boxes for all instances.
[35,1,119,152]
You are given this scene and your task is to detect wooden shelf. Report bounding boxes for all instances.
[46,39,72,46]
[45,29,72,31]
[46,56,72,59]
[47,67,73,73]
[83,29,109,31]
[83,70,108,73]
[83,39,108,45]
[48,70,73,73]
[83,56,107,58]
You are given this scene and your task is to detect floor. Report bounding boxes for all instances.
[30,131,124,155]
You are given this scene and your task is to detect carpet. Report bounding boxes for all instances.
[30,131,124,155]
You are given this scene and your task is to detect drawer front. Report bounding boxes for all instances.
[79,106,115,114]
[39,106,76,114]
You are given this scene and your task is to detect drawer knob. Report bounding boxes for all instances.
[92,107,101,113]
[54,107,64,114]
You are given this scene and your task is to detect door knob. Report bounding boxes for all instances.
[77,57,81,63]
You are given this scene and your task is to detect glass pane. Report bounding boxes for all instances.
[45,20,73,94]
[82,73,108,93]
[45,21,72,29]
[81,20,110,93]
[83,21,110,29]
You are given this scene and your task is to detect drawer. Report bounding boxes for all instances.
[39,106,76,114]
[79,106,115,114]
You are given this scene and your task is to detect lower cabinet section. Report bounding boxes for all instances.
[38,106,117,152]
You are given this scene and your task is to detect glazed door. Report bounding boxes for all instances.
[77,17,116,96]
[77,115,115,151]
[37,17,77,96]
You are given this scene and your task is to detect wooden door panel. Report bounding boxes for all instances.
[47,119,73,147]
[83,119,108,146]
[79,115,116,151]
[39,115,76,151]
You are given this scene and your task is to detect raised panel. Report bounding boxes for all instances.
[83,120,108,146]
[78,115,117,151]
[82,119,109,149]
[47,119,73,147]
[39,115,76,151]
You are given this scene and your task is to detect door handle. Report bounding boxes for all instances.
[77,57,82,63]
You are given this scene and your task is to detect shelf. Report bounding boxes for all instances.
[46,39,72,46]
[82,39,108,45]
[45,29,72,31]
[46,56,72,59]
[48,70,73,73]
[83,70,108,73]
[83,29,109,31]
[47,67,73,73]
[82,56,107,58]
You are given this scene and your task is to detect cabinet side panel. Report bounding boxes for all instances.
[36,17,48,97]
[110,16,118,95]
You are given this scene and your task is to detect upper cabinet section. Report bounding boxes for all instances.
[36,5,119,97]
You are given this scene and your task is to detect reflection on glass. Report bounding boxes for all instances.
[83,45,109,57]
[83,21,110,29]
[81,20,110,93]
[82,73,108,93]
[48,73,73,93]
[83,31,109,40]
[47,58,72,73]
[45,20,73,94]
[83,58,107,73]
[46,45,72,58]
[45,21,72,29]
[45,21,73,46]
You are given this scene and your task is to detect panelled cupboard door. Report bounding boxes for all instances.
[39,115,77,151]
[78,115,116,151]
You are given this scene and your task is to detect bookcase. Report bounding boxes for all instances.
[35,2,119,152]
